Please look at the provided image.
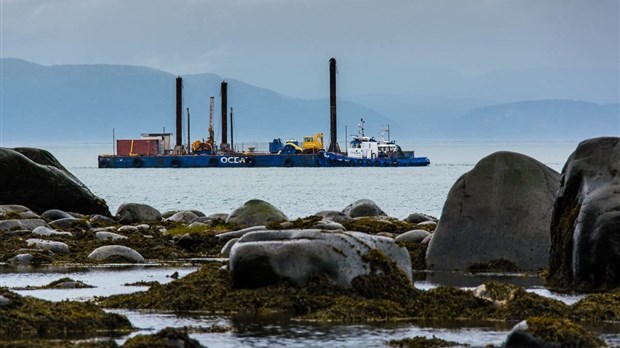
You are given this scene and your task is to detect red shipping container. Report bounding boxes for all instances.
[117,139,159,156]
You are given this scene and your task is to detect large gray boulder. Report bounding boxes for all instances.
[0,148,110,215]
[426,151,560,272]
[229,229,412,288]
[116,203,161,224]
[225,199,288,227]
[342,199,387,218]
[548,137,620,291]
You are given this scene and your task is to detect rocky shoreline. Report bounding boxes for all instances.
[0,137,618,347]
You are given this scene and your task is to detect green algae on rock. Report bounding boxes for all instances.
[571,291,620,322]
[342,217,416,234]
[0,288,132,339]
[505,316,606,348]
[123,327,204,348]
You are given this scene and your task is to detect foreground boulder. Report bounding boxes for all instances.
[548,137,620,291]
[0,148,110,216]
[229,229,412,288]
[426,151,560,271]
[342,199,387,218]
[225,199,288,227]
[116,203,161,224]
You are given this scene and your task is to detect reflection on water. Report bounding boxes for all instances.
[0,264,198,301]
[112,310,513,347]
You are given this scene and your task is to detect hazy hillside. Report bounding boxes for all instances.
[1,58,618,145]
[450,100,620,140]
[1,58,389,144]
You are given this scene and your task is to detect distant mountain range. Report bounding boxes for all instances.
[1,58,618,145]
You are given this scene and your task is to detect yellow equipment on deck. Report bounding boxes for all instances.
[302,132,324,152]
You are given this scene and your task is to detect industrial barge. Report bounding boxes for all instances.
[98,59,430,168]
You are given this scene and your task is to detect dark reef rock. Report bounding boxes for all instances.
[229,229,412,289]
[548,137,620,291]
[426,151,560,271]
[225,199,288,227]
[0,148,110,216]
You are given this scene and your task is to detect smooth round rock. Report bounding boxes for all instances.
[7,253,34,264]
[312,220,345,231]
[404,212,436,224]
[426,151,560,272]
[116,203,161,224]
[26,238,70,254]
[41,209,73,221]
[395,229,430,243]
[32,226,73,238]
[220,238,239,257]
[0,220,23,232]
[313,210,353,223]
[166,211,199,224]
[95,231,128,241]
[49,218,90,230]
[342,199,387,218]
[225,199,288,227]
[118,225,139,233]
[89,214,117,227]
[87,245,145,263]
[216,225,267,240]
[207,213,229,221]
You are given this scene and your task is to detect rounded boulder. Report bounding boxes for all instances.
[225,199,288,227]
[342,199,387,218]
[116,203,162,224]
[426,151,560,272]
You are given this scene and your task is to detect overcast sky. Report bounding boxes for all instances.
[1,0,618,98]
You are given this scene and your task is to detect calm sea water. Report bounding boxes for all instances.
[30,140,578,218]
[6,140,614,347]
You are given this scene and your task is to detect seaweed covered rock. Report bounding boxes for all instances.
[387,336,462,348]
[505,317,606,348]
[342,199,387,218]
[0,288,132,338]
[116,203,161,224]
[0,148,110,216]
[225,199,288,227]
[548,137,620,291]
[229,229,412,288]
[426,151,559,271]
[123,327,204,348]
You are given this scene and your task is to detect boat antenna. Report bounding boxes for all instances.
[230,107,234,152]
[187,107,191,154]
[358,118,365,137]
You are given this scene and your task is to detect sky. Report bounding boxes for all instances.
[1,0,619,99]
